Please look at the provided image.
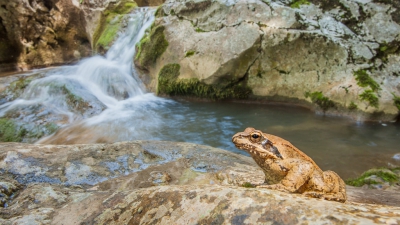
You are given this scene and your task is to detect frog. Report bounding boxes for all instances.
[232,127,346,203]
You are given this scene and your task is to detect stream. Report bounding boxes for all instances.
[0,8,399,180]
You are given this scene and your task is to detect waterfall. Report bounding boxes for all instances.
[0,8,176,144]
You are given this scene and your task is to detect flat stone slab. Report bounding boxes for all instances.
[0,141,400,224]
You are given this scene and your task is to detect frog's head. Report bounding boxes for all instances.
[232,127,283,159]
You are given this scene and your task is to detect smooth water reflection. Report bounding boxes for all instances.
[39,97,400,179]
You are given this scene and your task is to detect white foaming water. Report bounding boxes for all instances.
[0,8,176,143]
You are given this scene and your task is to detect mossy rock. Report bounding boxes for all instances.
[359,89,379,109]
[93,0,137,52]
[346,168,400,187]
[0,119,27,142]
[393,94,400,111]
[0,117,59,143]
[135,25,169,69]
[157,64,252,100]
[353,70,381,92]
[290,0,310,8]
[304,91,335,111]
[348,101,358,110]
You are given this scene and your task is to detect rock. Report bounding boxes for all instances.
[0,0,92,70]
[1,141,400,224]
[0,177,22,208]
[0,0,166,71]
[136,0,400,122]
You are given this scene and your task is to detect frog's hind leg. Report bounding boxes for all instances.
[323,170,347,202]
[302,191,346,203]
[302,170,346,203]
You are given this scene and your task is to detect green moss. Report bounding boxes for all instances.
[380,46,388,52]
[376,42,399,62]
[44,123,59,134]
[195,27,206,33]
[135,25,169,68]
[112,1,137,14]
[155,5,165,18]
[359,89,379,108]
[392,93,400,111]
[0,118,27,142]
[348,101,358,110]
[185,50,195,57]
[304,91,335,111]
[290,0,310,8]
[353,70,381,92]
[93,0,137,52]
[59,85,90,113]
[96,17,122,50]
[157,64,252,100]
[346,168,399,187]
[241,182,255,188]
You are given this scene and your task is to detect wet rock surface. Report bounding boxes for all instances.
[137,0,400,121]
[0,141,400,224]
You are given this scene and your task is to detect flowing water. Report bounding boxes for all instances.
[0,8,399,179]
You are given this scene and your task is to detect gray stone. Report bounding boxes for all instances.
[1,141,400,224]
[138,0,400,121]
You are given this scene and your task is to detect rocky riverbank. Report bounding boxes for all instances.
[135,0,400,121]
[0,141,399,224]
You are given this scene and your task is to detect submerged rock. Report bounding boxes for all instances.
[0,141,400,224]
[136,0,400,122]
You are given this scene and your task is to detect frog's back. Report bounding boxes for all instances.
[263,133,321,170]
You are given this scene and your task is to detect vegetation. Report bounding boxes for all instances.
[59,85,89,113]
[348,101,358,110]
[157,64,252,100]
[195,27,206,33]
[376,41,400,62]
[241,182,255,188]
[346,168,399,187]
[135,25,169,68]
[353,70,381,109]
[304,91,335,111]
[393,94,400,111]
[93,0,137,52]
[290,0,310,8]
[359,90,379,108]
[155,6,165,18]
[353,69,381,92]
[185,50,195,57]
[0,118,27,142]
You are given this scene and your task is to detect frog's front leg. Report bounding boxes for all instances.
[258,159,315,193]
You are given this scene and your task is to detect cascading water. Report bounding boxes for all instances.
[0,8,179,143]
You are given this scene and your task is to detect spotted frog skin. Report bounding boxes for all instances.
[232,127,346,203]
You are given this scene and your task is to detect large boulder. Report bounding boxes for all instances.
[135,0,400,121]
[0,141,400,224]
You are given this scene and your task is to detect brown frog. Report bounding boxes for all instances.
[232,127,346,203]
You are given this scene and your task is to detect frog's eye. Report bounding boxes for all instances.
[250,132,261,142]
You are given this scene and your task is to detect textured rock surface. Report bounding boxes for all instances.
[0,0,92,71]
[0,0,164,72]
[0,141,400,224]
[136,0,400,121]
